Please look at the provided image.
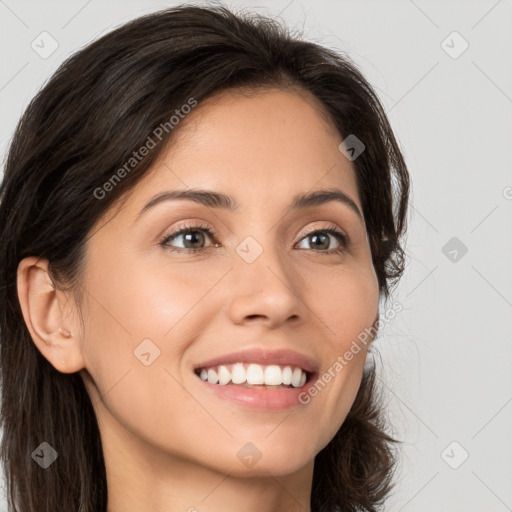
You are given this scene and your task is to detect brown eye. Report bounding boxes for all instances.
[159,224,218,253]
[296,228,348,254]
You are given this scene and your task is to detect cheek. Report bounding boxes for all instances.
[78,259,211,450]
[309,263,379,348]
[83,256,219,347]
[298,263,378,445]
[79,257,224,397]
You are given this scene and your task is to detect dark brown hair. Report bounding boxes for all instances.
[0,3,409,511]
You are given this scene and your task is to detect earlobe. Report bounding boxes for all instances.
[16,256,85,374]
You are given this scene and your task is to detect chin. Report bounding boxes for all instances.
[228,455,314,478]
[224,436,319,477]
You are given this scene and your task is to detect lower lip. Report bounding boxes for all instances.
[195,375,316,410]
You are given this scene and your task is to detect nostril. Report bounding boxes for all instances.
[246,314,266,321]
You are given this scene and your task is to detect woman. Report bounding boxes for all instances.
[0,4,409,511]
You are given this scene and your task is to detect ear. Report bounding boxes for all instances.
[16,256,85,374]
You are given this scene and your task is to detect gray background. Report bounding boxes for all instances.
[1,0,511,510]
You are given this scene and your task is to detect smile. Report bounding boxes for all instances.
[195,363,309,388]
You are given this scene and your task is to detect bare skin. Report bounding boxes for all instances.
[17,87,379,512]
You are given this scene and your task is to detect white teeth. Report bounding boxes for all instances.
[291,367,303,387]
[197,363,308,388]
[264,365,282,386]
[231,363,246,384]
[246,363,264,385]
[282,366,292,385]
[207,368,218,384]
[218,365,231,385]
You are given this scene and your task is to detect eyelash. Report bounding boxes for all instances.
[158,222,349,255]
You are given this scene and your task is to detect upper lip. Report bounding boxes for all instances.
[194,348,319,374]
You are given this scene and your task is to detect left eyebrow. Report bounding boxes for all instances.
[134,187,363,222]
[289,188,363,219]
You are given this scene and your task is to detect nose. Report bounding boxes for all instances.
[226,243,306,329]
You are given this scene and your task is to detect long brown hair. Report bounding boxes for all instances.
[0,3,409,511]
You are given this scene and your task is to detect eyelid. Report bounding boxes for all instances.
[298,222,348,241]
[158,221,218,248]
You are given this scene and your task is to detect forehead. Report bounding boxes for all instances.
[115,87,361,218]
[164,86,343,164]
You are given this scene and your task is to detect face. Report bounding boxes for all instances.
[75,88,379,477]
